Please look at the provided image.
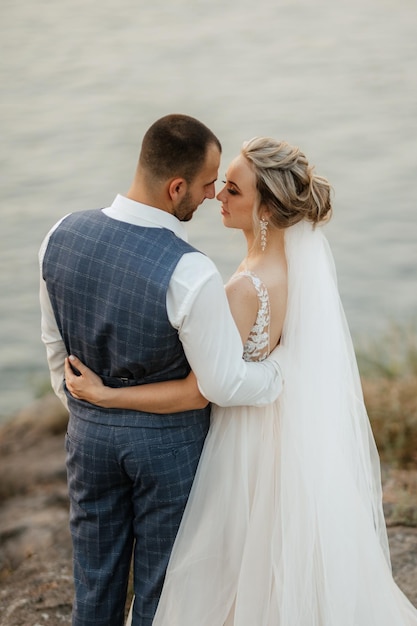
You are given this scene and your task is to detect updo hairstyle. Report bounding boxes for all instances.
[241,137,332,229]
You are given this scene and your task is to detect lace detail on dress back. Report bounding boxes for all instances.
[232,270,270,363]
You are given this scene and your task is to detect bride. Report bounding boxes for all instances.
[65,137,417,625]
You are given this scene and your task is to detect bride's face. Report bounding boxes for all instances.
[216,154,258,233]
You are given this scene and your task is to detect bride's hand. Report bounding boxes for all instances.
[65,356,208,413]
[64,355,108,405]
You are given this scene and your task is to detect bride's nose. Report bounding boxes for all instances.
[216,186,226,202]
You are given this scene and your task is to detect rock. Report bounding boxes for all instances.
[388,526,417,607]
[0,394,68,503]
[0,396,72,625]
[0,488,69,580]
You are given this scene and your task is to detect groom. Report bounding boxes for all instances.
[39,114,284,626]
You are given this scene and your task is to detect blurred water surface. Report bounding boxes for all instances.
[1,0,416,419]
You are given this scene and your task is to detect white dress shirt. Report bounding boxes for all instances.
[39,194,284,409]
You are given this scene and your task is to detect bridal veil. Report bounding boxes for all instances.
[276,221,416,624]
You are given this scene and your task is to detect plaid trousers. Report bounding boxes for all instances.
[65,413,209,626]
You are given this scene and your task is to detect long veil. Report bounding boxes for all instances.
[277,220,417,624]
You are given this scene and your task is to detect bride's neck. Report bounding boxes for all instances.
[242,228,285,267]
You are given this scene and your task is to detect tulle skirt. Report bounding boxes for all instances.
[151,401,417,626]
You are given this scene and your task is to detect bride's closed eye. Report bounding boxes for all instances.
[222,181,238,196]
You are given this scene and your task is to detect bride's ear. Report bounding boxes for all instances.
[259,203,272,221]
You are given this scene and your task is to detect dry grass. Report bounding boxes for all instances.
[357,323,417,469]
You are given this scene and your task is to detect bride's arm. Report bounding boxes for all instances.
[64,356,209,413]
[64,280,259,413]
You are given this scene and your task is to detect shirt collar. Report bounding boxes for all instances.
[103,194,189,242]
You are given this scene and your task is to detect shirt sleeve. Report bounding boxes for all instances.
[38,219,70,409]
[167,252,284,407]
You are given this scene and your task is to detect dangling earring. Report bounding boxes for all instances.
[260,217,268,252]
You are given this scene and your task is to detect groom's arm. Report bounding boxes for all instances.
[167,253,284,407]
[39,276,69,409]
[38,219,70,409]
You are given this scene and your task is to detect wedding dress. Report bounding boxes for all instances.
[142,221,417,625]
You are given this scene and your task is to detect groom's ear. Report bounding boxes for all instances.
[168,177,188,203]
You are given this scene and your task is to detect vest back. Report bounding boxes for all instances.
[43,209,210,427]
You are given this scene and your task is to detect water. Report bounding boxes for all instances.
[1,0,416,420]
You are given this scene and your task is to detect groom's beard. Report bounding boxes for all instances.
[173,190,199,222]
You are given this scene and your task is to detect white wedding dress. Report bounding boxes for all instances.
[132,222,417,626]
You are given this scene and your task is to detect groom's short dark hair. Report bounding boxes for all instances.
[139,114,221,183]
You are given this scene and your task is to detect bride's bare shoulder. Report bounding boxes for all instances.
[225,272,259,302]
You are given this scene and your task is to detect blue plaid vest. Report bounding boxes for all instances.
[42,209,210,427]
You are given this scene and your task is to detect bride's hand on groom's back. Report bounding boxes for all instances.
[64,355,107,405]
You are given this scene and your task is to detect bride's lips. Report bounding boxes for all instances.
[220,206,229,217]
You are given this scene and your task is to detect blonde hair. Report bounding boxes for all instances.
[241,137,332,229]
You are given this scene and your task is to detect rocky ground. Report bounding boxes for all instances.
[0,394,416,626]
